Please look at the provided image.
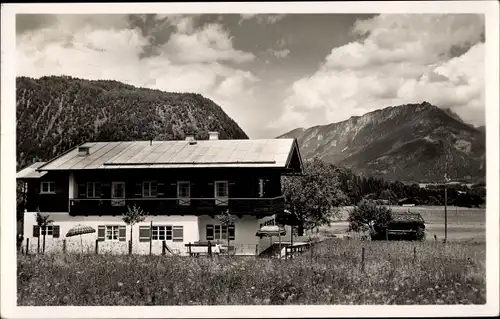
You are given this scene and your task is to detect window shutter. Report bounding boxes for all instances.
[53,225,60,238]
[139,226,151,242]
[151,182,158,197]
[95,183,102,198]
[206,225,214,240]
[97,225,105,241]
[78,183,86,198]
[134,183,142,196]
[118,226,126,241]
[33,225,40,237]
[229,225,235,240]
[157,182,165,196]
[173,226,183,242]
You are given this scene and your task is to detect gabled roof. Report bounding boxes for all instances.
[391,211,425,224]
[36,139,303,171]
[16,162,47,179]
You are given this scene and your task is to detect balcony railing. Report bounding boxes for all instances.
[69,196,285,216]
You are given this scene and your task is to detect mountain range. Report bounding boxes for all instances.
[16,76,485,184]
[16,76,248,170]
[277,102,485,183]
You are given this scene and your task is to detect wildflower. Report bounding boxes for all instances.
[117,282,123,287]
[251,286,255,290]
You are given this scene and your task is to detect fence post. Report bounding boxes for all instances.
[63,239,67,254]
[188,242,192,257]
[149,221,153,256]
[255,243,259,258]
[162,240,166,255]
[95,239,99,254]
[37,238,40,254]
[26,238,29,255]
[385,229,388,241]
[413,246,416,263]
[208,241,212,258]
[361,247,365,273]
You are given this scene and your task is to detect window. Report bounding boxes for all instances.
[214,181,228,206]
[143,181,157,197]
[40,181,55,194]
[98,225,125,242]
[87,182,101,198]
[33,225,60,238]
[206,224,235,241]
[45,225,53,236]
[151,225,184,241]
[152,225,172,240]
[177,181,190,206]
[106,225,119,241]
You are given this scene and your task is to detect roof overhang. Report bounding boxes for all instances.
[16,162,48,180]
[283,138,304,175]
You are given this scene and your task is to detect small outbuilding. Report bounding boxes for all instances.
[397,198,419,207]
[385,211,426,241]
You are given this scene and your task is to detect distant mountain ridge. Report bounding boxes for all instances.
[278,102,485,183]
[16,76,248,170]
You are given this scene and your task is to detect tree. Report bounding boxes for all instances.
[35,208,53,254]
[122,204,148,253]
[282,158,349,236]
[348,200,392,239]
[217,209,235,256]
[379,189,397,204]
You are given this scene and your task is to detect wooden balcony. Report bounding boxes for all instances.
[69,196,285,216]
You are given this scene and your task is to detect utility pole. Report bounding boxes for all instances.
[444,173,448,243]
[444,156,451,244]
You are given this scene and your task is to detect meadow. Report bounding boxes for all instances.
[17,238,485,306]
[326,205,486,242]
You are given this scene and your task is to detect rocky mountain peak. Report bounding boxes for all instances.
[277,102,485,183]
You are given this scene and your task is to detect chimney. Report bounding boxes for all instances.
[185,133,197,145]
[209,131,219,140]
[78,145,90,156]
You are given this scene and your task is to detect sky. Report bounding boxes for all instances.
[16,13,485,139]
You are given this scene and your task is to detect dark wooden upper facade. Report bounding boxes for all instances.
[23,168,287,216]
[18,137,304,216]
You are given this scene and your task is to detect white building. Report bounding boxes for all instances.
[17,134,304,256]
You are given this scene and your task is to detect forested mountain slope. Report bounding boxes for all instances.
[16,76,248,170]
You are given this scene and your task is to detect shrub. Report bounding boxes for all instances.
[348,200,392,237]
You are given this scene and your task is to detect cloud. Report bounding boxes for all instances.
[272,14,485,132]
[162,23,255,64]
[268,48,290,59]
[238,14,286,25]
[17,14,259,134]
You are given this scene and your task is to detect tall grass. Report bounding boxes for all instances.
[17,240,485,306]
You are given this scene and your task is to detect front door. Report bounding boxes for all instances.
[111,182,126,206]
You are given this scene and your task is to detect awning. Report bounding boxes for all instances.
[256,225,286,237]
